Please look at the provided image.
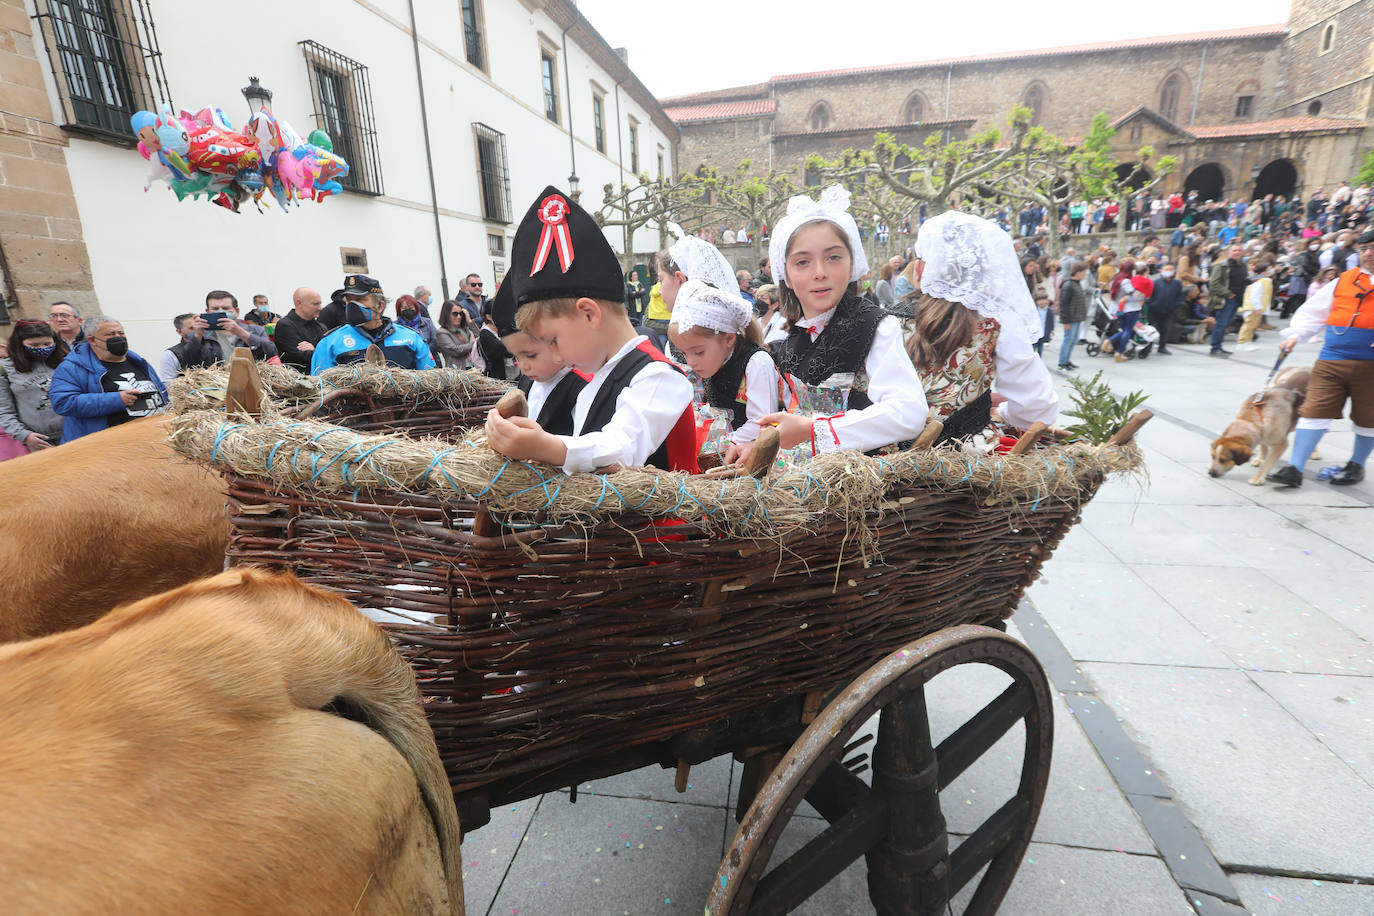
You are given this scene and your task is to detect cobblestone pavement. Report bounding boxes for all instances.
[457,323,1374,915]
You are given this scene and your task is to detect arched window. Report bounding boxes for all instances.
[808,102,832,132]
[902,92,925,124]
[1321,23,1335,54]
[1309,99,1324,116]
[1021,83,1045,124]
[1159,73,1185,122]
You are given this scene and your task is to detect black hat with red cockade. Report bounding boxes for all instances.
[490,275,518,337]
[509,185,624,307]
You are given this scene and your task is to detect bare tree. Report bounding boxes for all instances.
[676,162,801,264]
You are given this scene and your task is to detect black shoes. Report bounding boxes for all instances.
[1208,349,1232,359]
[1157,348,1172,356]
[1330,462,1366,486]
[1267,464,1304,487]
[1058,361,1079,370]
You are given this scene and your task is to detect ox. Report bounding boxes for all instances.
[0,568,463,914]
[0,415,230,642]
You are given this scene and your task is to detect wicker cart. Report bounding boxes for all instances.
[171,353,1149,915]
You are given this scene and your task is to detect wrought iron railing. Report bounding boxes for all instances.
[299,39,384,196]
[31,0,171,143]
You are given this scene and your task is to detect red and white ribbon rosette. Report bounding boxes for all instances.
[530,194,575,275]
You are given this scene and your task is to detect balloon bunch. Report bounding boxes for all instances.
[129,103,349,213]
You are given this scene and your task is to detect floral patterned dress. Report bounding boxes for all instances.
[918,316,1000,420]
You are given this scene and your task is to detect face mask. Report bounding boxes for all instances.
[1160,270,1174,279]
[398,308,417,321]
[104,336,129,358]
[345,301,374,325]
[24,344,55,360]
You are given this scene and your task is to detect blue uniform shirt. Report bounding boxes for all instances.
[311,319,436,374]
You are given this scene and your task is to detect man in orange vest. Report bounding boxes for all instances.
[1268,228,1374,487]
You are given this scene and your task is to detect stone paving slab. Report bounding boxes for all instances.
[461,797,538,916]
[1075,502,1250,568]
[1177,461,1372,507]
[1081,661,1374,876]
[561,749,734,810]
[1232,873,1374,914]
[1159,504,1374,575]
[487,793,728,916]
[1028,561,1232,668]
[1268,506,1374,562]
[1281,570,1374,643]
[1248,671,1374,788]
[1134,565,1374,676]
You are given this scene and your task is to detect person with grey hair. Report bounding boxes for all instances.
[49,314,166,442]
[412,284,434,318]
[47,301,84,350]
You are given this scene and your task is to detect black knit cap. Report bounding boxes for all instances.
[490,275,518,336]
[510,185,624,306]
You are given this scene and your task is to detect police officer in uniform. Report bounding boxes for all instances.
[1269,228,1374,486]
[311,274,436,374]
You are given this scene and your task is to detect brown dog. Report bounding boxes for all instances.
[1209,367,1312,484]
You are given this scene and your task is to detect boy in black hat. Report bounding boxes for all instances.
[311,274,436,373]
[484,186,698,473]
[489,275,586,436]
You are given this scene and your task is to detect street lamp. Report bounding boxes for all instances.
[568,172,581,202]
[241,76,273,115]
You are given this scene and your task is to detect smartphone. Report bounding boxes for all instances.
[201,311,228,329]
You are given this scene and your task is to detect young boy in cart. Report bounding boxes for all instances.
[484,186,699,474]
[488,275,586,437]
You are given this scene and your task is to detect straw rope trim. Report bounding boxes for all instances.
[167,363,512,414]
[170,410,1143,537]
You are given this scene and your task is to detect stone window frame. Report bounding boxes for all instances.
[460,0,486,72]
[901,91,929,124]
[1020,81,1049,125]
[1320,22,1336,55]
[1157,70,1189,123]
[628,115,640,174]
[590,81,607,154]
[808,101,833,132]
[538,37,561,125]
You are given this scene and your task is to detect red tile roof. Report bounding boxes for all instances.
[771,24,1287,83]
[663,99,777,122]
[659,83,771,108]
[1187,116,1365,138]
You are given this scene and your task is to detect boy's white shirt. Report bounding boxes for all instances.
[557,336,693,474]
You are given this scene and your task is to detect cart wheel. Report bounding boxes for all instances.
[707,625,1052,916]
[1084,342,1100,357]
[1137,342,1153,359]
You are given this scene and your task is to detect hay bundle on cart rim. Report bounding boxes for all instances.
[169,358,1146,803]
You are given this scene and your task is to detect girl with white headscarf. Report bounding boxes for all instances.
[668,279,780,456]
[747,186,928,458]
[906,210,1059,439]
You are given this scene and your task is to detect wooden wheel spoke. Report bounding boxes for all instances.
[935,680,1033,791]
[748,767,889,916]
[947,795,1032,897]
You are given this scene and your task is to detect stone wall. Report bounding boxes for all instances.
[0,0,96,320]
[676,114,776,177]
[1274,1,1374,121]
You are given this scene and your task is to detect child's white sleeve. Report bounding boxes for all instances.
[557,364,693,473]
[813,316,928,453]
[730,350,781,445]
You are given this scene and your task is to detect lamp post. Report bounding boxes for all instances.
[568,172,581,202]
[241,76,273,115]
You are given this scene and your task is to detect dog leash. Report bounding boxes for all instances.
[1251,350,1290,406]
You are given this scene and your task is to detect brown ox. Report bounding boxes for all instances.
[0,415,229,642]
[0,568,463,914]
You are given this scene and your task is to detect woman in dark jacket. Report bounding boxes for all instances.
[1056,262,1089,370]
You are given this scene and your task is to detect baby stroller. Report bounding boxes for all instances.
[1083,291,1157,359]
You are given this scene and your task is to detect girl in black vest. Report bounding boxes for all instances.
[666,279,781,464]
[745,186,928,460]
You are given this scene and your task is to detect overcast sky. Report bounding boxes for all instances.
[576,0,1293,99]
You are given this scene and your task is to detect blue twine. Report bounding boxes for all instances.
[627,475,661,512]
[421,448,458,487]
[210,423,248,462]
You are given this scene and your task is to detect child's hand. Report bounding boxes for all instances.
[723,440,752,467]
[485,408,567,465]
[757,412,814,450]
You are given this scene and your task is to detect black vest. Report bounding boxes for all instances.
[772,295,883,411]
[705,340,772,431]
[581,347,678,470]
[518,371,586,437]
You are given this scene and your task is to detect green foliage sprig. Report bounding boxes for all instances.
[1063,371,1149,443]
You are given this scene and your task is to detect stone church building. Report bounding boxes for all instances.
[662,0,1374,205]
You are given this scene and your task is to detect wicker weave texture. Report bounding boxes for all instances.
[224,470,1096,795]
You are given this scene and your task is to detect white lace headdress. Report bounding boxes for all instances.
[914,210,1043,357]
[670,279,753,335]
[668,224,740,295]
[769,185,870,292]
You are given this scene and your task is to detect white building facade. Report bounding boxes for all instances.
[18,0,676,356]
